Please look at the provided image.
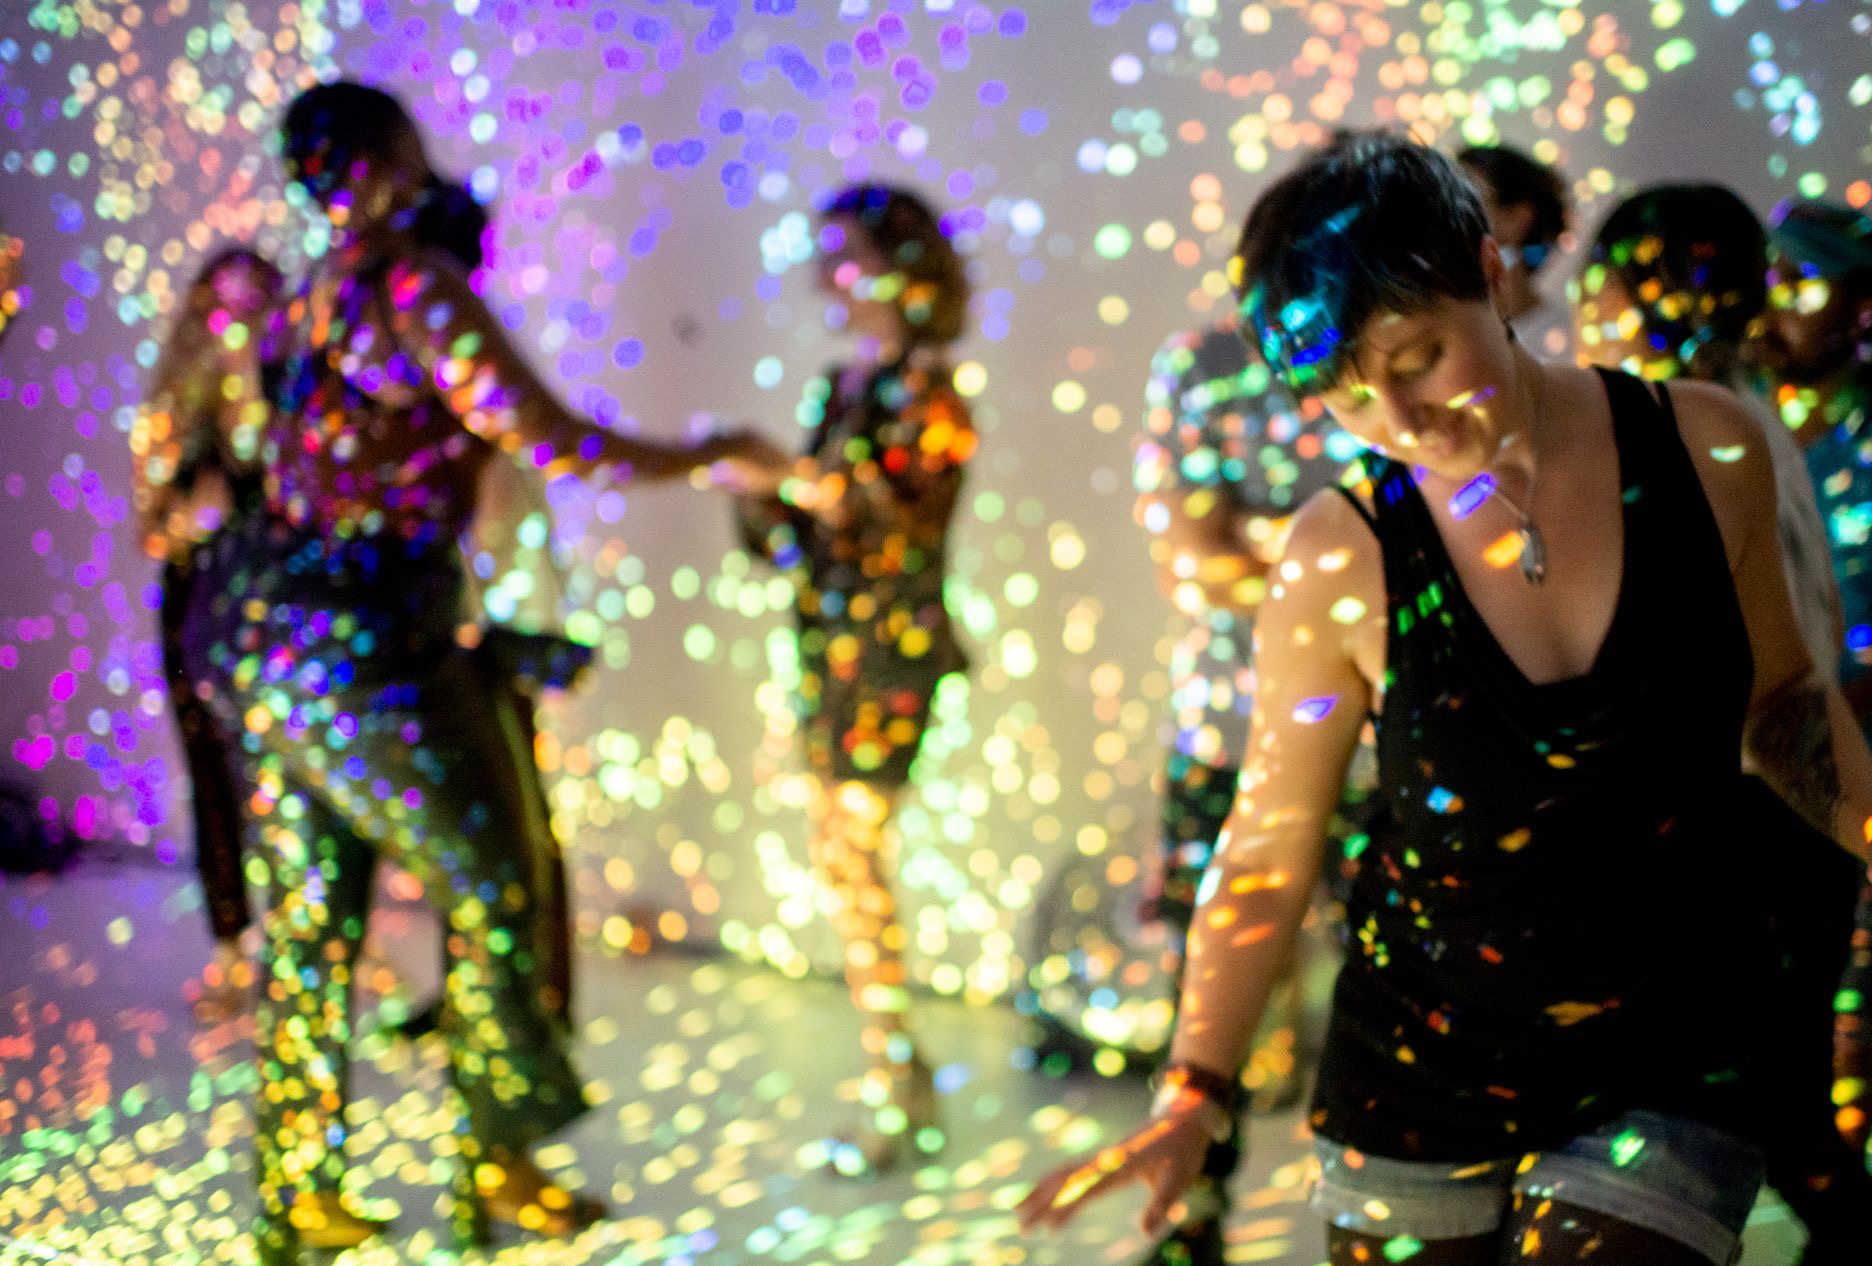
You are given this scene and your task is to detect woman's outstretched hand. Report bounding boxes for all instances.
[1015,1099,1218,1238]
[702,428,792,494]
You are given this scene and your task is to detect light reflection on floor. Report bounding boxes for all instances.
[0,861,1806,1265]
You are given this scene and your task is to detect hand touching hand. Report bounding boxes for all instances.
[702,428,792,494]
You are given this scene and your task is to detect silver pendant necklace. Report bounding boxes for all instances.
[1482,365,1547,587]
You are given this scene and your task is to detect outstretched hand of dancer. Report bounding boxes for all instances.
[1015,1091,1222,1238]
[691,428,779,467]
[706,429,793,495]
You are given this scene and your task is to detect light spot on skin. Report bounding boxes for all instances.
[1292,695,1338,722]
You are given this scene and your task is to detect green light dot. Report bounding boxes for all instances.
[1610,1128,1646,1167]
[1093,224,1133,260]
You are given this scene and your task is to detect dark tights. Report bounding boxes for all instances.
[1328,1197,1719,1266]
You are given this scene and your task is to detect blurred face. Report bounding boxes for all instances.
[814,212,909,344]
[1317,293,1519,481]
[204,258,280,321]
[1571,266,1657,376]
[1754,248,1869,385]
[327,120,430,235]
[1464,170,1534,261]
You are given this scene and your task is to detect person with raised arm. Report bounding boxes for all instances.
[181,81,755,1260]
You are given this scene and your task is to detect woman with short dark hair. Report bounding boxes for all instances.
[1021,131,1872,1266]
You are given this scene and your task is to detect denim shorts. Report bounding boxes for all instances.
[1310,1110,1765,1265]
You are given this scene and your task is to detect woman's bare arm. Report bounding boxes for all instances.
[1677,379,1872,862]
[1017,486,1379,1235]
[1166,488,1379,1075]
[383,250,722,481]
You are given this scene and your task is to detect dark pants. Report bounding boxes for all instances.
[182,519,587,1216]
[1736,778,1872,1251]
[160,555,250,943]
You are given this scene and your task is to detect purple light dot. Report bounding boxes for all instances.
[901,77,935,110]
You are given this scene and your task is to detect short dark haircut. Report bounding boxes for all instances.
[279,80,418,206]
[1584,183,1766,382]
[1457,144,1569,269]
[1770,199,1872,299]
[1234,130,1491,394]
[821,183,970,346]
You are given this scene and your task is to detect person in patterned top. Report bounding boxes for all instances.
[1129,318,1365,1266]
[729,184,974,1177]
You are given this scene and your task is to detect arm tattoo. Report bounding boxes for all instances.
[1747,679,1841,838]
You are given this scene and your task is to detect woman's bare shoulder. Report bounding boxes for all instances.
[1269,482,1385,615]
[1663,377,1778,565]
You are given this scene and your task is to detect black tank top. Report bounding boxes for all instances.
[1311,369,1782,1158]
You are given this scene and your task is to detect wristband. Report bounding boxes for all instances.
[1150,1061,1240,1144]
[1154,1060,1241,1115]
[1149,1081,1236,1144]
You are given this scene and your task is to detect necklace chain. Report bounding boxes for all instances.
[1486,359,1547,587]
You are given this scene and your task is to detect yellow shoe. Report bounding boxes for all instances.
[474,1157,606,1239]
[287,1191,389,1249]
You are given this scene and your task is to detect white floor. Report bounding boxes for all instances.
[0,860,1808,1266]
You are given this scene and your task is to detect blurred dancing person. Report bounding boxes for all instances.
[1125,319,1365,1265]
[1755,199,1872,1165]
[1457,144,1571,359]
[0,229,22,344]
[132,246,281,1017]
[183,81,748,1258]
[1020,132,1872,1266]
[729,184,974,1176]
[1575,182,1868,1263]
[376,176,585,1042]
[1575,184,1841,708]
